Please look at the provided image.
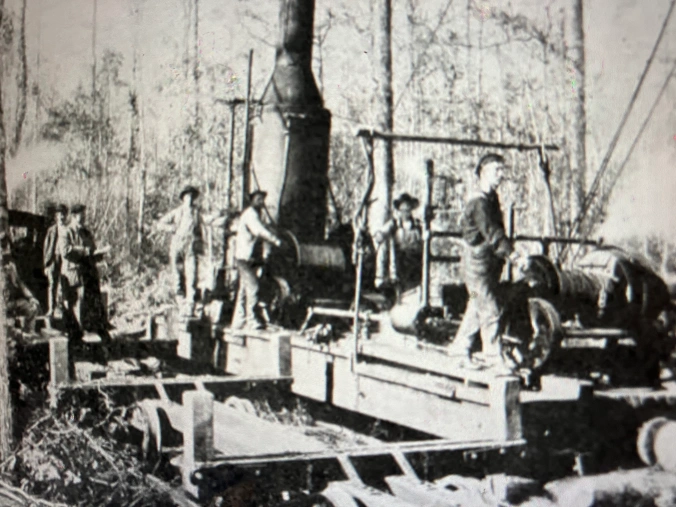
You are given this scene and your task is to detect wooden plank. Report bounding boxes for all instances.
[212,402,327,458]
[65,374,292,390]
[211,438,525,466]
[490,377,523,441]
[332,356,497,441]
[49,337,69,386]
[355,362,490,405]
[359,340,513,386]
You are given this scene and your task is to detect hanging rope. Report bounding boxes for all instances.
[569,63,676,262]
[565,0,676,249]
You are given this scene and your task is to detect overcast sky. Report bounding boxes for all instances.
[8,0,676,241]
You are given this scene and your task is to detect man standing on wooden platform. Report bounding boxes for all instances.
[60,204,112,343]
[43,203,68,319]
[157,185,220,316]
[231,190,282,330]
[448,154,520,371]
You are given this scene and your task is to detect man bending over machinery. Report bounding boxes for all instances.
[448,154,521,371]
[373,193,423,294]
[2,232,41,334]
[231,190,282,331]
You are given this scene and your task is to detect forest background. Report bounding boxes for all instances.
[0,0,675,311]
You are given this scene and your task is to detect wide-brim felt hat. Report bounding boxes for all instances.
[71,204,86,214]
[54,204,68,214]
[249,190,267,200]
[393,193,420,210]
[180,185,200,199]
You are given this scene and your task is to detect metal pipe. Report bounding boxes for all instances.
[240,49,254,209]
[421,159,433,306]
[356,129,559,151]
[506,204,515,282]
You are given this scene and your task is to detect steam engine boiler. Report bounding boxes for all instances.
[248,0,355,323]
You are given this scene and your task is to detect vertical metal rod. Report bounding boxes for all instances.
[421,159,433,307]
[240,50,254,209]
[352,249,364,371]
[506,203,515,282]
[226,103,236,209]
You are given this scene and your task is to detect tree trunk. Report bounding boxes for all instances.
[193,0,200,126]
[0,0,13,461]
[12,0,27,157]
[369,0,394,237]
[563,0,587,225]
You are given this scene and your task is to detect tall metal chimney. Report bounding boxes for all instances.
[250,0,331,243]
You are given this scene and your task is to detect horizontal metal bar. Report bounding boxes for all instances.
[355,129,559,151]
[431,231,600,247]
[563,328,633,338]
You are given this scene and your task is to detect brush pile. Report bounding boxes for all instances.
[1,389,180,507]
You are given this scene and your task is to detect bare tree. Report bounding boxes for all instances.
[12,0,27,156]
[369,0,394,229]
[563,0,587,224]
[0,0,12,463]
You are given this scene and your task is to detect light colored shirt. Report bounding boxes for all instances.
[235,207,280,261]
[158,205,206,255]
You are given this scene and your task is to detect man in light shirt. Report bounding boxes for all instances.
[231,190,282,330]
[157,185,215,314]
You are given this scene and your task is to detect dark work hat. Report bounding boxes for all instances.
[393,193,420,210]
[475,153,505,177]
[249,190,267,200]
[180,185,200,200]
[54,204,68,214]
[71,204,86,214]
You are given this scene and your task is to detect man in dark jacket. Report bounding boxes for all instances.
[59,204,111,343]
[449,154,520,369]
[43,203,68,318]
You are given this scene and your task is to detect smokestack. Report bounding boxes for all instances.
[251,0,331,242]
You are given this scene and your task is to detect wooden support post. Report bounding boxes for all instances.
[489,377,522,441]
[270,332,292,376]
[49,337,69,386]
[181,390,214,498]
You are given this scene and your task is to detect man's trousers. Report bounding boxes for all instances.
[231,260,262,329]
[170,246,198,303]
[452,252,504,358]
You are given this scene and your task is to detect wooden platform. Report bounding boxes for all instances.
[217,326,522,443]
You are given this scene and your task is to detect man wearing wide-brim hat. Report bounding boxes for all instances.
[43,203,68,318]
[373,192,423,293]
[157,185,217,315]
[231,189,282,330]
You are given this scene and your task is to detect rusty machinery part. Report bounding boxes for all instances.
[501,298,563,372]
